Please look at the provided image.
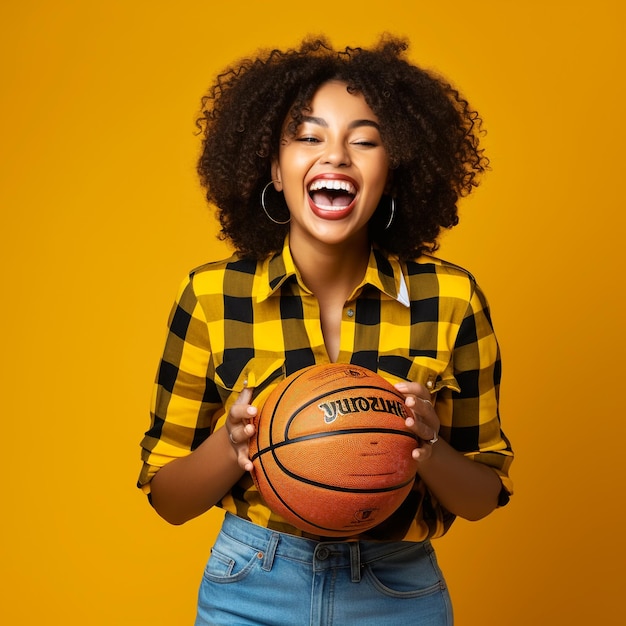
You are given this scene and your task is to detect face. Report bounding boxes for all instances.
[272,80,390,249]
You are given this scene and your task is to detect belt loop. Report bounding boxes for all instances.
[262,532,280,572]
[349,542,361,582]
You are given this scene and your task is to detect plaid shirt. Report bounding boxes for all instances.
[138,238,513,541]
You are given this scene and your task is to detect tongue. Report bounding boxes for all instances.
[311,191,353,208]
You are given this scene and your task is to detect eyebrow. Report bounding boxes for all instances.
[302,115,381,131]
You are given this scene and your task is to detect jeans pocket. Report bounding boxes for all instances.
[364,542,446,598]
[202,532,262,583]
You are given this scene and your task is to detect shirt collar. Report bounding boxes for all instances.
[360,247,410,307]
[257,236,410,308]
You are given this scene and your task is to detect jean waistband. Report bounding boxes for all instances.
[220,513,429,581]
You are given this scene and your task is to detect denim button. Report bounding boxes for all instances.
[316,547,330,560]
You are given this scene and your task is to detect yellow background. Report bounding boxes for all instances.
[1,1,624,624]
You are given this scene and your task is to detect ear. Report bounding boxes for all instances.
[271,160,283,192]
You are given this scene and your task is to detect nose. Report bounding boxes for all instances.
[320,137,350,167]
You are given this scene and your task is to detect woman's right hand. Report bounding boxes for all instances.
[226,386,257,472]
[150,385,257,525]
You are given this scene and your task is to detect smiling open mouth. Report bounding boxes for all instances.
[308,179,357,209]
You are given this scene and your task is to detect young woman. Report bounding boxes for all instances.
[138,35,514,625]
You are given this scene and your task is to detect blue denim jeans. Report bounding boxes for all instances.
[195,513,452,625]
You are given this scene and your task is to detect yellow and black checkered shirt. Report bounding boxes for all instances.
[138,238,513,541]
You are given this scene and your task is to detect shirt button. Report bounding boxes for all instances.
[316,547,330,560]
[426,380,434,389]
[346,308,355,318]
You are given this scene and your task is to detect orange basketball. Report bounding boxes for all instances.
[249,363,419,536]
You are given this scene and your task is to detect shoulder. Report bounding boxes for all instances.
[189,252,258,278]
[404,254,476,281]
[403,254,478,299]
[185,253,262,295]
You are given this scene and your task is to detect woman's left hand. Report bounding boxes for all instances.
[394,382,440,462]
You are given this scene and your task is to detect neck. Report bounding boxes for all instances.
[291,236,370,302]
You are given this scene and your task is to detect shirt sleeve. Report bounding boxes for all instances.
[436,279,514,505]
[137,275,224,495]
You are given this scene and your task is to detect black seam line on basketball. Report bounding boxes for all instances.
[278,386,408,448]
[284,383,408,431]
[261,468,367,535]
[264,436,417,493]
[249,427,418,462]
[265,367,317,451]
[266,380,407,451]
[254,453,353,535]
[255,442,412,535]
[261,368,407,458]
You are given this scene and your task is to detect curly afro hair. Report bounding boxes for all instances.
[197,35,489,260]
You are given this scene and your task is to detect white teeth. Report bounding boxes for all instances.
[308,179,356,194]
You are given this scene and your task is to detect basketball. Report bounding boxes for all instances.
[249,363,419,536]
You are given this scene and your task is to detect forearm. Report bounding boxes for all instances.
[417,439,502,521]
[149,426,245,525]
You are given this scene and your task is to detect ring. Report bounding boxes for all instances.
[229,431,237,444]
[428,432,439,444]
[421,398,433,407]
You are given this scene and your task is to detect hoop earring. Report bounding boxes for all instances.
[261,181,290,225]
[384,196,396,230]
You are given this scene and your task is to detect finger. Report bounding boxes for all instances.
[394,383,438,445]
[395,383,433,410]
[238,449,254,473]
[395,381,429,397]
[227,426,254,472]
[409,395,432,411]
[411,419,437,442]
[412,444,433,463]
[405,405,438,443]
[234,386,254,405]
[402,394,434,419]
[230,388,258,427]
[229,420,256,444]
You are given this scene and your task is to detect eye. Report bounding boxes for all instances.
[296,136,321,144]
